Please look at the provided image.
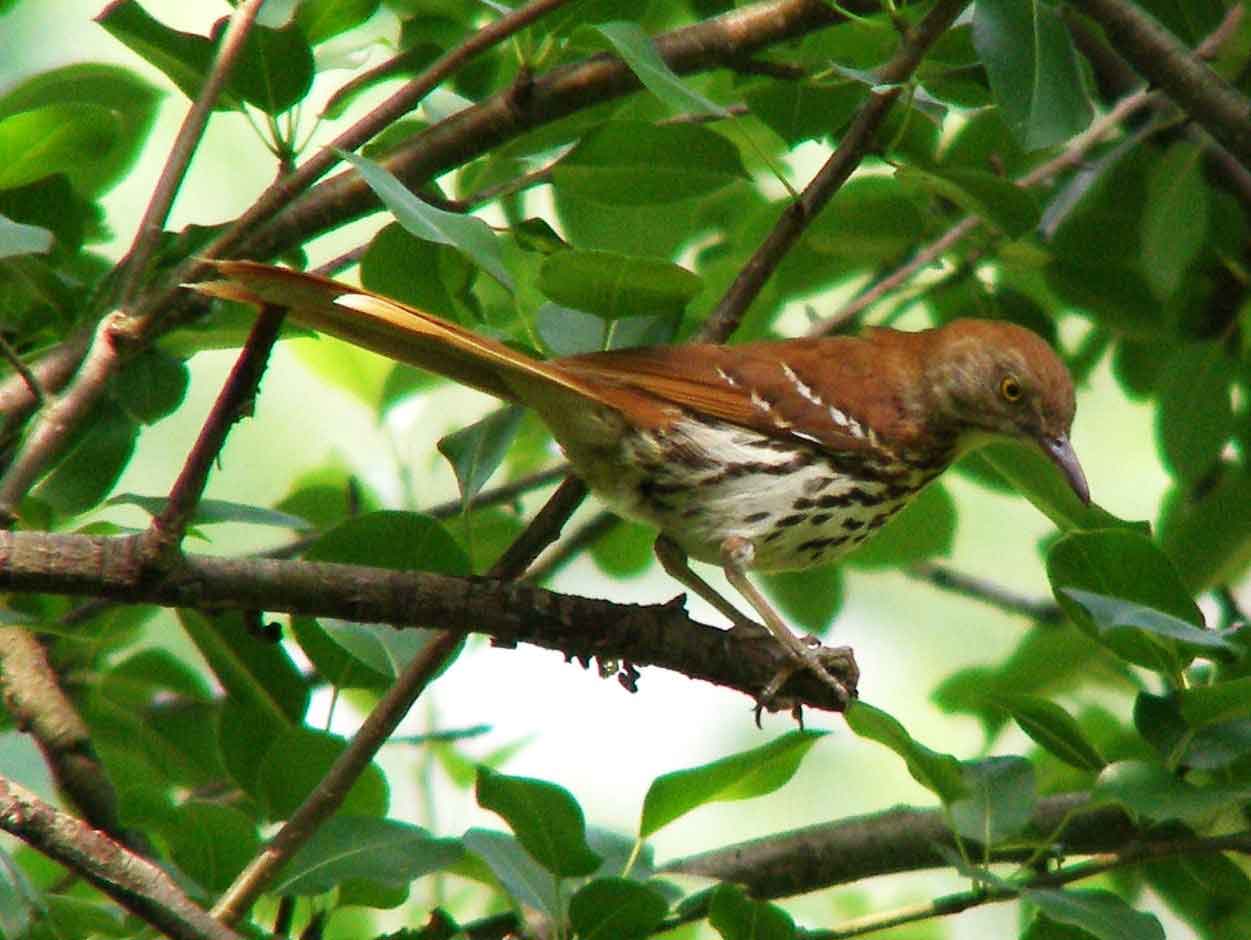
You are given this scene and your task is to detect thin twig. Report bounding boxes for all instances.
[0,334,44,407]
[814,830,1251,938]
[0,774,240,940]
[191,0,577,279]
[143,307,286,564]
[701,0,972,342]
[908,563,1062,624]
[0,312,128,523]
[427,464,569,520]
[211,631,461,925]
[115,0,267,306]
[524,509,620,583]
[808,85,1158,335]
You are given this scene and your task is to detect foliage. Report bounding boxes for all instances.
[0,1,1249,939]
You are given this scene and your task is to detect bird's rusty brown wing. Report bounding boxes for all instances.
[557,341,891,455]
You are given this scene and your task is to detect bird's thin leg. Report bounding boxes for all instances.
[654,536,769,637]
[719,536,854,706]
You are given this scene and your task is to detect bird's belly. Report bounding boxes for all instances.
[576,416,936,571]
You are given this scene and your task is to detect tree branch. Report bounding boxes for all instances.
[1070,0,1251,169]
[0,773,240,940]
[701,0,972,339]
[0,628,142,851]
[114,0,267,306]
[662,792,1144,898]
[0,529,854,712]
[211,631,461,925]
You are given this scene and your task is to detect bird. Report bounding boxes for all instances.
[192,261,1090,708]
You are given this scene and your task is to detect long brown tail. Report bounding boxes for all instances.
[190,260,601,405]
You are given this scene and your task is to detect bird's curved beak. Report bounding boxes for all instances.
[1039,434,1090,506]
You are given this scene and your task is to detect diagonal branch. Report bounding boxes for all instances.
[701,0,973,340]
[114,0,267,305]
[0,773,240,940]
[1070,0,1251,170]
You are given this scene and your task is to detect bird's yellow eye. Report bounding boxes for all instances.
[1000,375,1023,402]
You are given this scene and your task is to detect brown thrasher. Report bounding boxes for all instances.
[193,261,1089,707]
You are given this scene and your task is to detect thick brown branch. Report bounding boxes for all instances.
[663,792,1145,898]
[0,774,240,940]
[1070,0,1251,169]
[0,530,853,712]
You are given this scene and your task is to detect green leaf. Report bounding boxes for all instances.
[551,121,746,206]
[1179,677,1251,728]
[1094,760,1251,824]
[539,249,702,320]
[34,402,137,516]
[760,565,843,635]
[594,21,728,116]
[1159,469,1251,590]
[107,493,311,530]
[296,0,381,44]
[569,878,669,940]
[475,767,600,877]
[0,213,52,259]
[258,727,388,820]
[1026,888,1163,940]
[844,702,966,803]
[273,817,461,895]
[340,150,513,289]
[110,350,189,424]
[949,756,1036,844]
[361,222,477,324]
[590,518,654,578]
[744,79,863,146]
[973,0,1093,150]
[306,511,470,576]
[979,441,1133,533]
[708,883,795,940]
[846,481,956,569]
[318,621,433,679]
[1062,588,1238,663]
[896,164,1040,237]
[0,63,161,196]
[996,695,1106,771]
[0,104,119,194]
[177,610,308,727]
[437,406,525,510]
[535,304,677,356]
[804,176,926,265]
[1047,529,1207,672]
[227,22,314,115]
[97,2,231,106]
[1141,141,1208,300]
[160,801,259,892]
[639,730,825,838]
[461,829,562,921]
[1155,343,1232,483]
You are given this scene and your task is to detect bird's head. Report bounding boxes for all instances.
[923,319,1089,505]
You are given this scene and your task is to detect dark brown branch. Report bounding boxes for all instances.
[143,306,286,563]
[663,791,1142,898]
[0,529,853,712]
[0,629,142,851]
[700,0,972,340]
[1070,0,1251,169]
[113,0,267,305]
[212,631,461,925]
[0,774,240,940]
